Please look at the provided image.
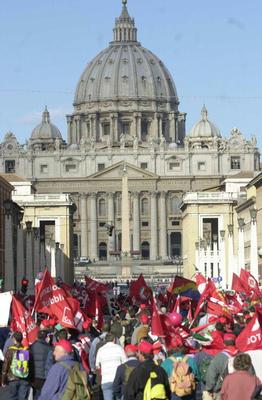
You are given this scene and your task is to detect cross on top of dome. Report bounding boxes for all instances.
[122,0,127,5]
[113,0,137,42]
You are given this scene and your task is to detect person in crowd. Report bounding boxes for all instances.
[89,322,111,373]
[113,344,140,399]
[161,343,200,400]
[131,314,149,345]
[30,330,53,399]
[125,340,171,400]
[38,339,76,400]
[246,349,262,381]
[96,333,127,400]
[204,333,239,399]
[1,331,31,400]
[220,353,261,400]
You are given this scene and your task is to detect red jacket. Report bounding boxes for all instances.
[221,370,261,400]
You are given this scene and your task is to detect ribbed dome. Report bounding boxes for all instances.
[189,106,221,138]
[31,107,62,140]
[74,1,178,105]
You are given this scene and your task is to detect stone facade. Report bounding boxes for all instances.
[0,1,260,278]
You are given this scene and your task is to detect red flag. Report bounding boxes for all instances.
[85,277,108,293]
[195,272,206,294]
[172,295,181,314]
[11,296,39,346]
[193,279,216,321]
[151,298,165,337]
[236,314,262,351]
[129,274,153,305]
[34,269,76,329]
[95,293,104,331]
[83,289,97,317]
[232,273,248,294]
[240,269,261,298]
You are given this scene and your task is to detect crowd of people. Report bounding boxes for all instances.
[0,270,261,400]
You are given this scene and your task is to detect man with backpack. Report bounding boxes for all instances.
[38,339,90,400]
[125,340,171,400]
[161,344,200,400]
[1,331,31,400]
[113,344,140,399]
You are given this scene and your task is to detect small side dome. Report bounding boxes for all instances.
[31,106,62,141]
[189,106,221,138]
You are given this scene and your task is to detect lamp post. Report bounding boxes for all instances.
[250,208,258,280]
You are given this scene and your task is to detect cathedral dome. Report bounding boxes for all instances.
[189,106,221,138]
[31,107,62,141]
[74,2,178,106]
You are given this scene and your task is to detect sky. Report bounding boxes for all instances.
[0,0,261,149]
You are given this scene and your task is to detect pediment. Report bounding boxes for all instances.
[88,161,159,180]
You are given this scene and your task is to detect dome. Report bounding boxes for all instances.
[31,107,62,141]
[189,106,221,138]
[74,2,178,105]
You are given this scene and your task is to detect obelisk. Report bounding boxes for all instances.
[121,163,131,276]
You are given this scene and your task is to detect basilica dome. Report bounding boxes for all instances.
[74,2,178,106]
[31,107,62,141]
[189,106,221,138]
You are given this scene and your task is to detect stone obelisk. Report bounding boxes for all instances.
[121,163,131,276]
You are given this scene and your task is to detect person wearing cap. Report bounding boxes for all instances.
[38,339,76,400]
[29,330,53,399]
[125,340,171,400]
[113,344,140,399]
[96,333,127,400]
[131,314,149,345]
[204,334,239,399]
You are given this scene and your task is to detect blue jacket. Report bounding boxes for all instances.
[38,355,75,400]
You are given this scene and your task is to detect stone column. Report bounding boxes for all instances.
[250,209,259,280]
[206,242,211,278]
[219,230,226,288]
[25,221,34,294]
[107,192,115,256]
[40,240,46,272]
[152,114,159,138]
[33,228,40,278]
[121,168,131,254]
[213,238,218,279]
[227,224,234,288]
[89,193,98,260]
[55,242,61,278]
[16,226,25,292]
[4,213,14,291]
[158,115,163,138]
[150,191,158,260]
[169,112,176,142]
[76,116,81,144]
[159,192,167,259]
[60,244,65,281]
[238,218,245,274]
[137,113,142,140]
[50,240,56,277]
[132,192,140,252]
[195,242,199,270]
[66,115,72,144]
[80,193,88,258]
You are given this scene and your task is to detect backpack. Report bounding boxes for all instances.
[9,346,30,379]
[60,362,92,400]
[123,363,136,385]
[143,371,167,400]
[169,356,196,397]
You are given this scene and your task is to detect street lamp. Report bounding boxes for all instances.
[220,230,226,240]
[228,224,234,235]
[238,217,245,229]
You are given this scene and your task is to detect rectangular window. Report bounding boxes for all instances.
[172,220,180,226]
[198,162,206,171]
[65,164,77,173]
[122,122,130,135]
[5,160,15,173]
[40,164,48,174]
[142,221,149,227]
[98,163,105,171]
[169,162,181,171]
[140,162,148,170]
[103,123,110,136]
[99,222,106,227]
[231,156,240,170]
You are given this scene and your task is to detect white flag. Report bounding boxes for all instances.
[0,291,12,327]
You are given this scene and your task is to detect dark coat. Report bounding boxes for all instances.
[125,359,171,400]
[113,357,140,399]
[30,339,53,380]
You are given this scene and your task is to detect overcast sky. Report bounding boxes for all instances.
[0,0,261,149]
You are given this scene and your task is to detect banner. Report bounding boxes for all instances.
[0,291,12,327]
[236,314,262,351]
[11,296,39,346]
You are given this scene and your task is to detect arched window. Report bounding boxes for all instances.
[98,198,106,217]
[170,232,182,257]
[170,196,181,214]
[99,242,107,260]
[141,198,149,215]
